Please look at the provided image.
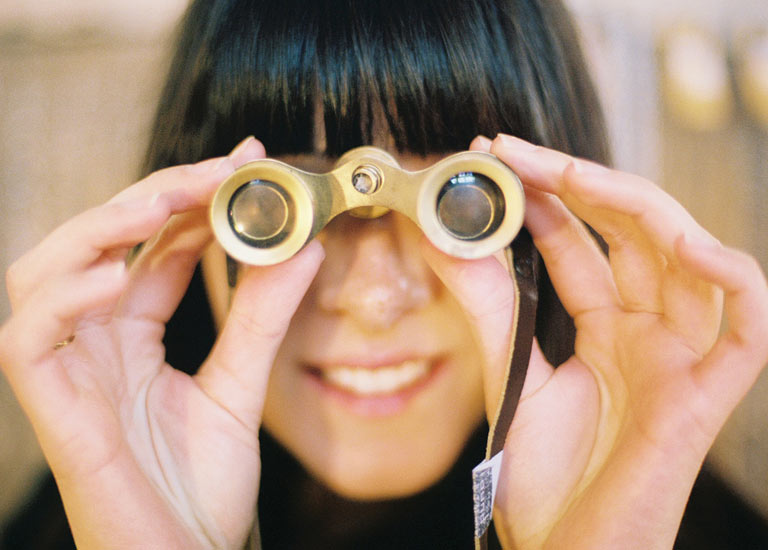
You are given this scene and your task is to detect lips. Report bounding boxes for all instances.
[303,355,445,416]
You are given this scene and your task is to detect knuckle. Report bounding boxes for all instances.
[228,306,285,342]
[744,254,767,284]
[732,250,768,293]
[606,221,639,249]
[730,247,756,269]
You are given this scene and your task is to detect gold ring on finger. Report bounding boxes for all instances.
[53,335,75,350]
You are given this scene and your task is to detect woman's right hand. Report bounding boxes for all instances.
[0,137,325,549]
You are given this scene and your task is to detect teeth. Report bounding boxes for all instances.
[321,360,430,396]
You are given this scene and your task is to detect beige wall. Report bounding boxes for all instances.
[1,0,767,533]
[0,4,182,525]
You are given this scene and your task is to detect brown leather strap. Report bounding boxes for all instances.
[477,230,539,550]
[490,230,539,457]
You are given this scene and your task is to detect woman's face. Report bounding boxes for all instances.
[202,149,486,500]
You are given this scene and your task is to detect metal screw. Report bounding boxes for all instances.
[352,165,382,194]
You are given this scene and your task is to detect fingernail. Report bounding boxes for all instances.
[572,158,610,175]
[474,135,493,149]
[213,136,256,171]
[229,136,255,158]
[495,133,537,152]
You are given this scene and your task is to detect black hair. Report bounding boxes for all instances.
[147,0,610,369]
[146,0,609,163]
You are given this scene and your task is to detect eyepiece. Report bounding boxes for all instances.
[436,172,504,240]
[228,180,295,247]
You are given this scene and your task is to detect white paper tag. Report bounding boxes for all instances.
[472,451,504,539]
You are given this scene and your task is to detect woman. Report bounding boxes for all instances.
[2,0,768,548]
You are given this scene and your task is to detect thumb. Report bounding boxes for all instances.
[196,241,325,430]
[420,239,516,420]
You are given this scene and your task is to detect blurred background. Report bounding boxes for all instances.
[1,0,767,538]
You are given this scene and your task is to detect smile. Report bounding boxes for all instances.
[320,359,431,396]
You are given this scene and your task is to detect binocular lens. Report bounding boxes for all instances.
[228,180,294,247]
[436,172,505,240]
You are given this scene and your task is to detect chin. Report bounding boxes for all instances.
[305,448,461,501]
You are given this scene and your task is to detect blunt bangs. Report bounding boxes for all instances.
[146,0,608,170]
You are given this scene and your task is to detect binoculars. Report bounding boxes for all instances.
[210,147,525,265]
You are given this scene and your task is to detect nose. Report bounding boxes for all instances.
[315,213,435,331]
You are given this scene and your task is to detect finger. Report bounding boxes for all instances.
[420,239,552,420]
[195,241,325,430]
[562,160,715,260]
[469,135,493,151]
[228,136,266,168]
[489,134,573,195]
[490,134,713,266]
[0,261,127,386]
[562,162,723,346]
[118,137,267,323]
[117,212,212,322]
[487,136,661,310]
[475,135,617,315]
[13,137,263,304]
[491,134,722,342]
[524,189,618,317]
[10,157,235,307]
[7,195,171,308]
[490,136,668,308]
[108,136,265,204]
[682,237,768,415]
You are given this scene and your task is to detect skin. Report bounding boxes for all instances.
[0,134,767,549]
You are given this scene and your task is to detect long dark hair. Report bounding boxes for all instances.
[147,0,610,370]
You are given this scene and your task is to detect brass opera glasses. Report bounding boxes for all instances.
[210,147,525,265]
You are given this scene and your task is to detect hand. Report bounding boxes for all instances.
[423,134,768,549]
[0,137,325,549]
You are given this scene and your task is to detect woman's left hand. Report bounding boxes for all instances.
[423,133,768,549]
